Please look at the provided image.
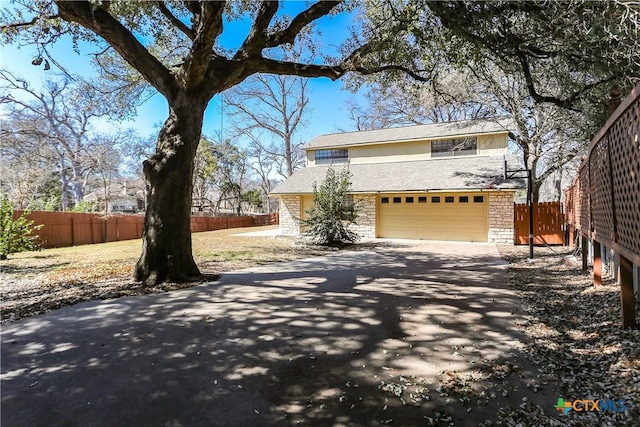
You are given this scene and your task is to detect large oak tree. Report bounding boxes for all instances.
[2,1,423,284]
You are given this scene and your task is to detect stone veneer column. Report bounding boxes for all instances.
[279,195,301,235]
[488,192,515,244]
[353,194,377,238]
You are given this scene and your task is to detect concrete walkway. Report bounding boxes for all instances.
[1,241,557,426]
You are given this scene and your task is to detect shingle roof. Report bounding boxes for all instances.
[304,117,514,150]
[270,155,525,195]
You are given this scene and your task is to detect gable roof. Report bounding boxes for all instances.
[305,117,514,150]
[270,155,524,195]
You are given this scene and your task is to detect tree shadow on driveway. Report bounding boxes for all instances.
[1,242,559,426]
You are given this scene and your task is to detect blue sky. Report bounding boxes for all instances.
[0,4,365,144]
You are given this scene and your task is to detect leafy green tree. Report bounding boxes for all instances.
[192,137,218,211]
[241,189,264,212]
[70,200,97,213]
[302,167,359,246]
[352,1,639,125]
[212,139,248,216]
[0,195,41,260]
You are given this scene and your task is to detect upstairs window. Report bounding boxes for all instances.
[431,137,477,158]
[315,149,348,165]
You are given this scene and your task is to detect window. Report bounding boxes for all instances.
[474,195,484,203]
[344,195,354,206]
[459,196,469,203]
[431,196,441,203]
[381,197,390,204]
[431,137,477,158]
[393,197,402,203]
[418,196,427,203]
[315,149,348,165]
[406,196,414,203]
[445,196,454,203]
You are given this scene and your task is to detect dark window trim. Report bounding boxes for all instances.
[431,137,478,158]
[315,148,349,165]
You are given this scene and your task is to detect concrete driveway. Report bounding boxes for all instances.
[1,241,557,426]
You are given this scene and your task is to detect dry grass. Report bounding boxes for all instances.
[0,226,328,322]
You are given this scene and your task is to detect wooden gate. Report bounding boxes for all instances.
[514,202,564,245]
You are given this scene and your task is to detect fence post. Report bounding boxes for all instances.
[70,216,75,246]
[90,217,94,244]
[593,240,602,286]
[619,255,636,329]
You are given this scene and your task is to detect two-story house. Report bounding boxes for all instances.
[270,118,524,243]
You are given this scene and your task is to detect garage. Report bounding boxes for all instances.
[377,192,488,242]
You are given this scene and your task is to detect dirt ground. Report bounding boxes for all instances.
[496,244,639,426]
[0,227,328,322]
[1,238,638,426]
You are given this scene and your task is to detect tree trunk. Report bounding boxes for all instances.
[532,179,542,203]
[134,96,206,285]
[59,157,69,211]
[70,160,85,204]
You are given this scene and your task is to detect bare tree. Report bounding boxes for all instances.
[85,130,138,213]
[246,142,276,213]
[0,71,112,209]
[348,72,493,130]
[226,73,309,178]
[0,120,59,209]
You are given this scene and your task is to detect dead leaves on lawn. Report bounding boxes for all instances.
[497,245,640,426]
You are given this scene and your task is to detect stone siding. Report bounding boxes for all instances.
[352,194,376,238]
[488,191,515,244]
[279,195,301,235]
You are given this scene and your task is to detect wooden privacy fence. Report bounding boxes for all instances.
[16,211,279,249]
[514,202,564,245]
[564,83,640,329]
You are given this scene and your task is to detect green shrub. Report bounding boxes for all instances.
[0,195,42,260]
[70,200,97,212]
[302,167,360,246]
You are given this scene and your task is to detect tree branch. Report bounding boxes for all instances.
[252,58,343,80]
[0,14,58,30]
[54,1,178,100]
[235,1,279,59]
[182,1,225,88]
[265,1,342,48]
[155,2,194,40]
